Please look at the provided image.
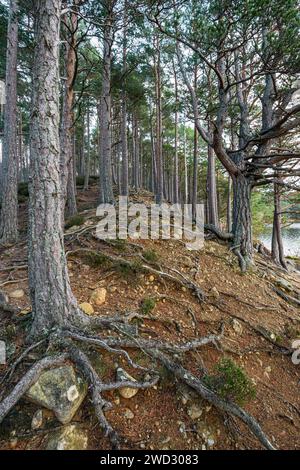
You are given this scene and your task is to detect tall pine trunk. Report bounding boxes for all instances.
[272,181,287,269]
[29,0,81,338]
[120,0,128,196]
[99,2,115,205]
[154,35,163,205]
[60,4,78,218]
[0,0,19,244]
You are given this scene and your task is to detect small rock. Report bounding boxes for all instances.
[149,275,155,282]
[90,287,107,306]
[124,408,135,420]
[232,319,243,335]
[210,287,219,299]
[188,403,203,420]
[31,409,43,430]
[9,438,18,449]
[26,365,87,424]
[140,443,146,449]
[79,302,94,315]
[183,257,194,268]
[116,367,138,399]
[45,424,88,450]
[9,289,25,299]
[207,438,215,447]
[109,286,117,293]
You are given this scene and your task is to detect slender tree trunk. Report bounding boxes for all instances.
[173,60,179,204]
[133,116,140,189]
[0,0,19,244]
[60,2,78,218]
[227,175,232,232]
[154,35,163,205]
[84,99,91,190]
[206,121,219,227]
[192,122,198,220]
[99,1,115,205]
[183,126,188,204]
[29,0,82,339]
[121,0,128,196]
[272,180,287,269]
[66,157,77,218]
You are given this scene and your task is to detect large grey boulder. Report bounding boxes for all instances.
[45,424,88,450]
[26,365,87,424]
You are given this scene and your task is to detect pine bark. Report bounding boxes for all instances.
[120,0,128,196]
[60,2,78,218]
[99,1,115,205]
[29,0,80,338]
[154,35,163,205]
[0,0,19,244]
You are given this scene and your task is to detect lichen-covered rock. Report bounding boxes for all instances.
[90,287,107,306]
[9,289,25,299]
[188,402,203,420]
[116,367,138,399]
[26,365,87,424]
[79,302,94,315]
[45,424,88,450]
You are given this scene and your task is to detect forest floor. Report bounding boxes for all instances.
[0,183,300,451]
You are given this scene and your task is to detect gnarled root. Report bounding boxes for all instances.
[0,323,274,450]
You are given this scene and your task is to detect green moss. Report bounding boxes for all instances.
[83,251,111,268]
[143,249,159,263]
[65,214,85,230]
[140,297,156,315]
[115,258,143,278]
[203,357,256,405]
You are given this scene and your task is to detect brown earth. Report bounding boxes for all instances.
[0,184,299,450]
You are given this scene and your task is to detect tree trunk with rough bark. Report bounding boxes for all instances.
[99,1,115,205]
[232,173,253,271]
[29,0,81,339]
[120,0,128,196]
[173,59,179,204]
[60,2,78,218]
[154,35,163,205]
[0,0,19,244]
[272,180,287,269]
[84,101,91,190]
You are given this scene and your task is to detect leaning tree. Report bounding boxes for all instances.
[148,0,300,271]
[0,0,277,450]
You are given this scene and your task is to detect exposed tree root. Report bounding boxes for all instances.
[273,287,300,307]
[68,247,206,302]
[0,318,275,450]
[0,354,68,423]
[147,349,276,450]
[0,339,46,388]
[204,224,233,241]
